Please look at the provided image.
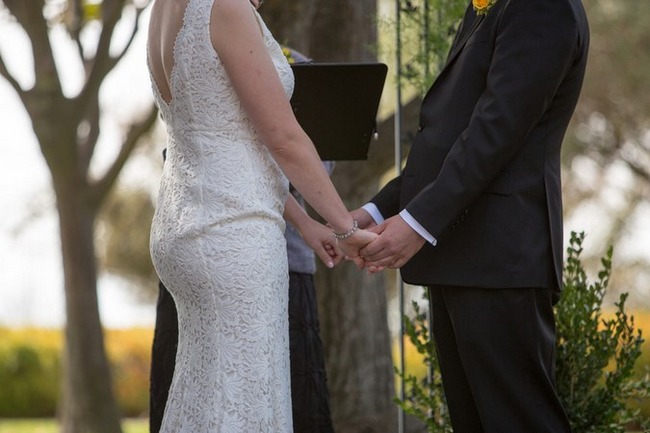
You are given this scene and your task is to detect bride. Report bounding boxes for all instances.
[147,0,374,431]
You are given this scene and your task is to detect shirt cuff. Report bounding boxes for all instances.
[362,204,437,246]
[399,209,437,246]
[361,203,385,225]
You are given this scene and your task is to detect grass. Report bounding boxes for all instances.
[0,418,148,433]
[0,419,643,433]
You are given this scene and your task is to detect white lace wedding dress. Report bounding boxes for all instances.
[148,0,294,431]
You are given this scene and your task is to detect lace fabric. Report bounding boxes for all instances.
[149,0,294,431]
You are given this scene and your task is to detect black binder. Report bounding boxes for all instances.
[290,62,388,160]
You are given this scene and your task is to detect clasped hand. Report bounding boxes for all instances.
[345,209,426,273]
[308,210,426,273]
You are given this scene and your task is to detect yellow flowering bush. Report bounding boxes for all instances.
[0,327,153,417]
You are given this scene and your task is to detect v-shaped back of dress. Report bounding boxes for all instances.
[148,0,295,431]
[152,0,294,139]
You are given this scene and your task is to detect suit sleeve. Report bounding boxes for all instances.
[404,0,582,237]
[370,172,403,219]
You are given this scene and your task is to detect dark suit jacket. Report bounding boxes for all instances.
[372,0,589,290]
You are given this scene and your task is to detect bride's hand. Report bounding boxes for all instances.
[336,229,378,269]
[299,220,343,269]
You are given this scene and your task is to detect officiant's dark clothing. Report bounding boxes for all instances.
[371,0,589,431]
[149,181,335,433]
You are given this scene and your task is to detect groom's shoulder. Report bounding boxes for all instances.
[495,0,587,44]
[498,0,585,23]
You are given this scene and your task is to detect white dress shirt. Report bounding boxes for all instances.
[361,203,437,246]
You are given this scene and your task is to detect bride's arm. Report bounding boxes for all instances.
[209,0,373,252]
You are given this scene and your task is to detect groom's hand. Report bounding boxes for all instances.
[337,228,377,270]
[361,215,426,271]
[350,207,377,230]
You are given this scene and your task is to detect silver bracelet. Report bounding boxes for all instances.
[332,220,358,240]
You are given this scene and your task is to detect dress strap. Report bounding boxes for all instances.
[249,5,265,37]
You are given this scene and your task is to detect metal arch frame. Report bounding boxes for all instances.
[394,1,433,432]
[394,0,405,430]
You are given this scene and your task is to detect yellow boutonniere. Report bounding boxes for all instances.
[473,0,496,15]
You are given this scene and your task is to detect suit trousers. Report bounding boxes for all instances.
[428,285,571,433]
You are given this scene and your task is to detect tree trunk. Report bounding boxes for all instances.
[53,165,122,433]
[1,2,155,431]
[22,70,124,433]
[309,0,378,63]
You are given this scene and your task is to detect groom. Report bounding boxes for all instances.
[354,0,589,431]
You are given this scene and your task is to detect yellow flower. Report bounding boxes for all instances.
[281,46,295,64]
[473,0,496,15]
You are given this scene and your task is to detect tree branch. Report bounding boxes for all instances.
[623,156,650,186]
[4,0,63,96]
[108,4,149,68]
[89,104,159,208]
[76,1,151,114]
[77,0,126,111]
[0,51,25,97]
[67,0,86,63]
[78,101,102,174]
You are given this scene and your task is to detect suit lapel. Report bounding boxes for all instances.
[443,13,485,71]
[421,12,484,103]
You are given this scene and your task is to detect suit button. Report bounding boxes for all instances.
[418,123,424,132]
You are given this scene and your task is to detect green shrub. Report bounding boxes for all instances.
[556,231,650,432]
[395,231,650,432]
[393,298,451,432]
[107,329,153,417]
[0,328,153,418]
[630,323,650,420]
[0,343,60,417]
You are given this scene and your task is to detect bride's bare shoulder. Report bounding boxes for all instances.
[210,0,259,45]
[211,0,251,15]
[211,0,259,29]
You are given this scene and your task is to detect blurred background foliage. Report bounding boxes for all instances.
[0,328,152,418]
[561,0,650,307]
[0,318,647,422]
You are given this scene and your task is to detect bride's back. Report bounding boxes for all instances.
[147,0,258,140]
[147,0,189,105]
